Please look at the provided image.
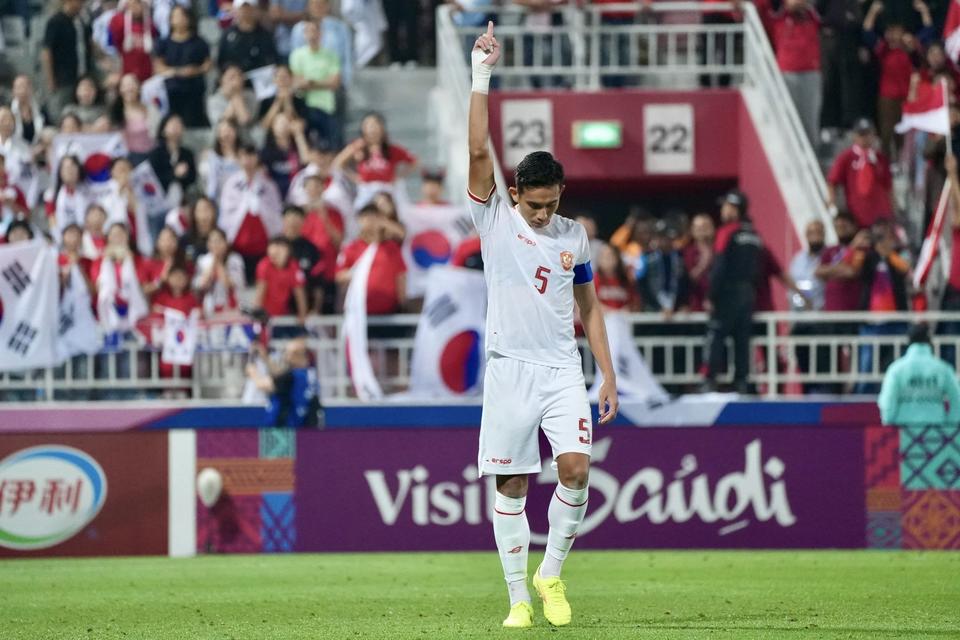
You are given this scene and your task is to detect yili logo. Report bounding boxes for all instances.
[0,446,107,550]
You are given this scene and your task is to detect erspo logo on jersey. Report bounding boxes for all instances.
[364,437,796,538]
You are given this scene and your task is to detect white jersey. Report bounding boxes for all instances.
[467,186,592,369]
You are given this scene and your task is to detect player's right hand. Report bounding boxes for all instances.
[473,21,501,68]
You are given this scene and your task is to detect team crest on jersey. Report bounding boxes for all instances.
[560,251,574,271]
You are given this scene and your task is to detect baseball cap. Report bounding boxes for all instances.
[719,189,749,214]
[853,118,874,134]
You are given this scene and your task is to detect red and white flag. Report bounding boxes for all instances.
[946,0,960,63]
[914,180,952,290]
[895,79,951,136]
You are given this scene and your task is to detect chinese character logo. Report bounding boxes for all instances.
[0,446,107,550]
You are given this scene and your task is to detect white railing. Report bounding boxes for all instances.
[435,2,831,249]
[739,3,832,248]
[4,312,960,402]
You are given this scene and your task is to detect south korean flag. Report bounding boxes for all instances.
[0,240,58,372]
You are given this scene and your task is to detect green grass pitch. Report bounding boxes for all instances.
[2,551,957,639]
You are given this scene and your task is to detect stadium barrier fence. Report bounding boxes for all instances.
[2,311,960,401]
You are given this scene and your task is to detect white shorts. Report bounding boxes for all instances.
[478,354,593,477]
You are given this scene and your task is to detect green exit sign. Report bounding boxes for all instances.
[572,121,623,149]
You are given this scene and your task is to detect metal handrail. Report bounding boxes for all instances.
[3,311,957,402]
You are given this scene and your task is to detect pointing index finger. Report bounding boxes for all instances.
[486,20,494,37]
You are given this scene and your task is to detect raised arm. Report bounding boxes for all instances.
[468,21,501,199]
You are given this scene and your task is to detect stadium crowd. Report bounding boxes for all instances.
[0,0,958,398]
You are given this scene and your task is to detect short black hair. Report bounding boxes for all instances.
[835,210,857,226]
[268,236,291,249]
[5,220,33,241]
[238,142,259,156]
[283,205,305,218]
[908,323,931,346]
[515,151,564,193]
[358,203,381,216]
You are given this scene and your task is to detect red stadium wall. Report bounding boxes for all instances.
[488,89,740,188]
[487,89,801,308]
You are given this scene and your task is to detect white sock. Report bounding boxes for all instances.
[493,492,531,605]
[541,483,589,579]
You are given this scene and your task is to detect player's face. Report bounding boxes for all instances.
[511,185,562,229]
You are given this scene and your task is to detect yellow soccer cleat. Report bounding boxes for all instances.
[502,601,534,629]
[532,569,571,626]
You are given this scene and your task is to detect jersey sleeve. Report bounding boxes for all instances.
[573,224,594,285]
[466,186,500,236]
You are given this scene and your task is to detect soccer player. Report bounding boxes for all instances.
[468,22,619,630]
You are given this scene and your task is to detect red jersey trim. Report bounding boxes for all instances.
[467,184,496,204]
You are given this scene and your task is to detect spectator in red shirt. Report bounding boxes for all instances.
[767,0,822,145]
[333,112,417,205]
[152,264,199,381]
[82,204,108,261]
[144,226,189,300]
[336,204,408,315]
[681,212,715,312]
[594,242,640,311]
[301,174,344,313]
[254,236,308,325]
[152,264,198,315]
[59,223,94,288]
[863,0,933,156]
[816,212,865,312]
[754,246,807,313]
[108,0,157,83]
[826,119,894,228]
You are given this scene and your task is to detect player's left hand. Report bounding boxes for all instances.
[598,380,619,424]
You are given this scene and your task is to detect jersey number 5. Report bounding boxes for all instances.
[534,265,551,294]
[578,418,591,444]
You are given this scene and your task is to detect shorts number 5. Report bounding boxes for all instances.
[578,418,591,445]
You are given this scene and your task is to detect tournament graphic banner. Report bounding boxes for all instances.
[295,427,866,551]
[0,240,58,372]
[0,433,168,557]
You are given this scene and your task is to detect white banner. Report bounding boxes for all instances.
[588,312,669,404]
[0,240,58,372]
[343,243,383,401]
[399,203,473,299]
[161,309,199,366]
[409,266,486,397]
[247,65,277,101]
[57,263,99,361]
